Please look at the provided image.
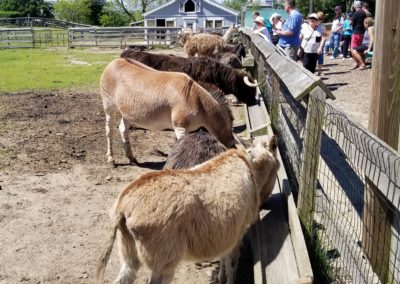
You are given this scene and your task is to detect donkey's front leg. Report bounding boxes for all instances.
[119,118,138,165]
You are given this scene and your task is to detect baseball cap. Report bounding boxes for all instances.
[334,5,342,10]
[270,13,281,19]
[354,1,362,8]
[307,13,319,20]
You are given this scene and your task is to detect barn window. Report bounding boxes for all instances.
[147,20,155,27]
[166,20,175,27]
[184,0,195,12]
[205,20,223,28]
[156,19,166,26]
[179,0,199,12]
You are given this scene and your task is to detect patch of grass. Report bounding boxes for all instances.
[0,48,120,93]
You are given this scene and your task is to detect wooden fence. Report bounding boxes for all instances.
[67,26,182,48]
[0,28,68,48]
[0,26,231,49]
[239,27,400,283]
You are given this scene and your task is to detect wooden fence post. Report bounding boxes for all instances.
[297,86,326,231]
[365,0,400,282]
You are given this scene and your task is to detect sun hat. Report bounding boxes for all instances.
[307,13,319,20]
[254,16,266,26]
[354,1,362,8]
[270,13,281,20]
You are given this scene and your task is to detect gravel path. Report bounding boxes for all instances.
[319,56,372,128]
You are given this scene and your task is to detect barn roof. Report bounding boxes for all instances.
[144,0,239,17]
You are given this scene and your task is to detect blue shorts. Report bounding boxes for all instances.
[318,53,324,65]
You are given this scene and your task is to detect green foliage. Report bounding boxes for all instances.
[0,48,119,93]
[54,0,92,24]
[0,0,54,18]
[89,0,106,25]
[99,1,132,26]
[0,10,21,17]
[223,0,246,12]
[296,0,375,21]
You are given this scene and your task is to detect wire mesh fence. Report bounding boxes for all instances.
[241,27,400,283]
[265,83,400,283]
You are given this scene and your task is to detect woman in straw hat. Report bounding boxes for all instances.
[253,16,272,43]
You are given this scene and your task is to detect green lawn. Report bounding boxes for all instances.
[0,48,120,93]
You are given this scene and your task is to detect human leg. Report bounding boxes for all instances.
[351,49,365,69]
[317,53,324,75]
[332,33,341,58]
[342,35,351,58]
[283,45,299,61]
[303,53,318,73]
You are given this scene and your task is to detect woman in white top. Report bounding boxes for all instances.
[253,16,272,43]
[270,13,282,45]
[298,13,322,73]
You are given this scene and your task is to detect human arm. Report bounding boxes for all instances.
[365,26,374,53]
[276,29,293,37]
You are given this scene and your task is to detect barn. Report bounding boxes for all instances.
[143,0,239,32]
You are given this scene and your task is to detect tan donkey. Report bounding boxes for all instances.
[99,58,235,166]
[96,136,280,284]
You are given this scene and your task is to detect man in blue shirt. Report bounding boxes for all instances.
[276,0,303,61]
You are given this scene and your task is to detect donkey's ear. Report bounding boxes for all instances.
[269,135,278,152]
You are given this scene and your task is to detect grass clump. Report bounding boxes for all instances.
[0,48,120,93]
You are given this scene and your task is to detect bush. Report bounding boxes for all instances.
[0,10,21,18]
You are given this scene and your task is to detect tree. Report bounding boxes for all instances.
[295,0,375,21]
[224,0,247,12]
[54,0,92,24]
[99,1,132,26]
[0,0,54,18]
[89,0,106,25]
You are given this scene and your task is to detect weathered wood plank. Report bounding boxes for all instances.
[298,86,326,228]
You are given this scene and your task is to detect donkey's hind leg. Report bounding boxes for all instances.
[119,118,138,165]
[104,106,117,167]
[114,227,141,284]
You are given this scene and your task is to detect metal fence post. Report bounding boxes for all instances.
[297,86,326,231]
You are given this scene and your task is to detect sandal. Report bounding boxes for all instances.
[350,65,359,70]
[355,66,368,71]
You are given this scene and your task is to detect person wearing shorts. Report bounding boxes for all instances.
[350,1,367,68]
[352,17,373,70]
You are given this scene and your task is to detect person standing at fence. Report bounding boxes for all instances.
[350,1,367,69]
[270,13,282,45]
[351,17,374,70]
[316,11,327,76]
[251,11,260,31]
[276,0,303,61]
[298,13,322,73]
[329,5,344,59]
[341,12,353,59]
[253,16,272,43]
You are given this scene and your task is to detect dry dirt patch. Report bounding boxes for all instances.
[0,88,247,284]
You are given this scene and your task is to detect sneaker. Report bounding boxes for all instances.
[329,56,335,60]
[338,54,344,59]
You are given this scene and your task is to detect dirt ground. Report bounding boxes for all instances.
[0,48,372,284]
